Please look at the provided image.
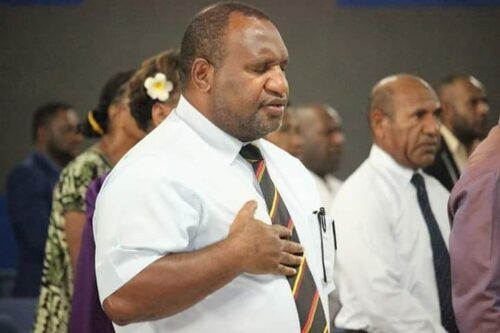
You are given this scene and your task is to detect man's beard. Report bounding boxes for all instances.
[453,115,484,145]
[211,91,279,142]
[47,140,75,167]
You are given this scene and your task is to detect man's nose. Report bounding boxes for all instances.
[293,133,303,150]
[423,114,440,135]
[265,66,288,98]
[476,99,490,117]
[332,132,345,146]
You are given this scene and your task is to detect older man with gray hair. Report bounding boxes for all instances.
[333,74,458,333]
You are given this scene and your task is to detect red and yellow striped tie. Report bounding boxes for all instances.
[240,144,329,333]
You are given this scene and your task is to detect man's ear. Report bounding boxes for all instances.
[191,58,214,93]
[37,126,48,144]
[370,108,388,140]
[439,100,454,124]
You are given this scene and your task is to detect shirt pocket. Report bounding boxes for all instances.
[310,208,336,293]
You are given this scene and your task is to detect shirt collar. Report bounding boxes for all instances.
[174,95,245,165]
[308,170,331,184]
[369,144,419,183]
[440,125,462,154]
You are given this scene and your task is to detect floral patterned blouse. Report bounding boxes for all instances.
[34,146,112,333]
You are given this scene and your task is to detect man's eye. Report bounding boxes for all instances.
[253,67,267,74]
[415,111,426,119]
[280,125,290,132]
[469,97,488,107]
[434,108,443,119]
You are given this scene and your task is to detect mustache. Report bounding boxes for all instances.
[260,96,288,108]
[419,139,440,147]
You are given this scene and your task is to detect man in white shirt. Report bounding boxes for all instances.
[294,103,345,208]
[425,74,489,191]
[93,2,334,332]
[333,74,458,332]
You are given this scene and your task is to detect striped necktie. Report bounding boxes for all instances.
[240,144,329,333]
[411,173,458,333]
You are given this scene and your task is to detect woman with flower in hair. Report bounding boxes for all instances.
[34,70,145,333]
[69,49,181,333]
[129,49,181,132]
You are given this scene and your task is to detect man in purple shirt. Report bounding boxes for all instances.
[448,120,500,333]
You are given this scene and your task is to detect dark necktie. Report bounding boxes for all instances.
[411,173,458,333]
[240,144,329,333]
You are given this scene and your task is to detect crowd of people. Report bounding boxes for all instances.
[3,2,497,333]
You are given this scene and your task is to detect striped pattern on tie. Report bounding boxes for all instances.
[240,144,329,333]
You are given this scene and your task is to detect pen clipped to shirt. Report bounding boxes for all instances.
[313,207,337,283]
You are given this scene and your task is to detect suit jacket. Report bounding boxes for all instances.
[424,136,460,191]
[6,151,60,297]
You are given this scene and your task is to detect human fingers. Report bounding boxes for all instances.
[237,200,258,219]
[282,240,303,255]
[280,251,303,267]
[272,224,292,239]
[275,264,297,276]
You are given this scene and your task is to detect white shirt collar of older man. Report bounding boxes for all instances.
[368,144,418,181]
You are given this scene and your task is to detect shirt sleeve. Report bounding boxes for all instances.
[94,156,202,301]
[6,166,50,259]
[449,171,500,333]
[333,187,446,333]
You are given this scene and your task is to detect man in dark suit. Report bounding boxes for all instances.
[6,102,82,296]
[425,74,489,191]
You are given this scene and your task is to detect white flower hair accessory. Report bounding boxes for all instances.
[144,73,173,102]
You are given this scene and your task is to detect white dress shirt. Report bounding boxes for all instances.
[94,96,335,333]
[332,145,450,333]
[310,172,343,210]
